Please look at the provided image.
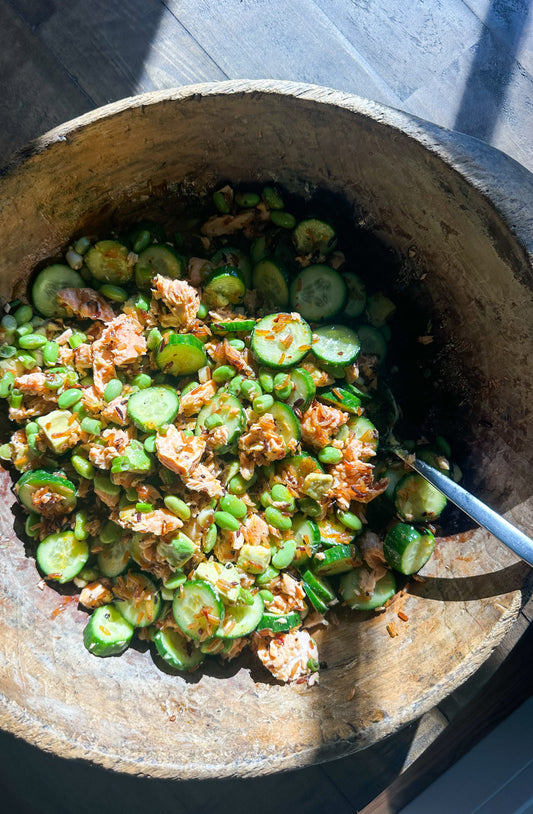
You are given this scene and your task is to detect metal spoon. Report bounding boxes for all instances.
[392,446,533,567]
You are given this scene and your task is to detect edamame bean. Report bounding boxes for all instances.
[132,230,151,254]
[66,249,84,270]
[297,497,322,517]
[69,332,87,349]
[205,413,224,430]
[259,589,274,603]
[163,495,191,521]
[318,446,343,465]
[0,442,12,460]
[240,378,262,401]
[239,588,254,606]
[196,303,208,320]
[99,284,128,302]
[81,417,102,435]
[131,373,152,389]
[219,494,247,519]
[253,394,274,413]
[214,511,240,531]
[273,372,292,400]
[227,375,244,395]
[271,483,294,504]
[265,506,292,530]
[258,370,274,392]
[57,388,82,409]
[262,186,284,210]
[336,510,363,532]
[125,487,138,502]
[272,539,297,569]
[228,474,248,495]
[270,210,296,229]
[250,236,267,264]
[164,570,187,590]
[146,327,163,350]
[74,236,91,255]
[212,365,236,384]
[228,338,245,350]
[0,345,16,358]
[202,523,217,553]
[135,293,151,312]
[42,341,59,367]
[256,565,279,585]
[71,454,95,480]
[18,333,47,350]
[0,372,14,398]
[74,511,90,541]
[143,434,157,453]
[13,304,33,325]
[100,520,122,544]
[94,473,120,496]
[213,190,231,214]
[103,378,123,403]
[1,314,17,331]
[235,191,260,208]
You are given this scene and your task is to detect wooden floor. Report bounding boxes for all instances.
[0,1,532,812]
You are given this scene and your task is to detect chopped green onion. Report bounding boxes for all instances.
[81,417,102,435]
[69,332,87,350]
[146,327,163,350]
[136,502,153,513]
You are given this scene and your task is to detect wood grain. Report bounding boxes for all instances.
[0,83,531,779]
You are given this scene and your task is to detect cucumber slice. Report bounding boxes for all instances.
[31,265,84,318]
[127,386,179,432]
[358,324,387,363]
[257,610,300,633]
[36,530,89,583]
[366,292,396,327]
[416,445,452,478]
[153,627,205,670]
[216,592,264,639]
[318,386,361,414]
[114,574,161,627]
[251,313,312,370]
[156,334,207,377]
[285,367,316,412]
[211,247,252,287]
[212,319,256,334]
[292,514,321,564]
[292,219,337,256]
[343,273,367,318]
[135,244,186,288]
[303,582,328,614]
[268,401,301,448]
[172,579,225,641]
[85,240,133,284]
[83,604,134,657]
[16,470,76,515]
[195,391,246,451]
[252,258,290,307]
[317,515,355,547]
[312,324,360,367]
[384,522,436,575]
[290,265,346,321]
[347,415,379,456]
[394,472,447,522]
[203,266,246,308]
[275,454,323,486]
[339,565,397,610]
[97,539,130,578]
[312,544,357,575]
[301,569,336,604]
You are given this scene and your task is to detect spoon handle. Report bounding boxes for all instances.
[398,453,533,567]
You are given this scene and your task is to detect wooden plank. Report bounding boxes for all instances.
[162,0,403,107]
[8,0,227,107]
[0,1,93,162]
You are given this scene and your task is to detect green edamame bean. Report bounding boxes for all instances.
[318,446,343,465]
[297,497,322,517]
[125,487,138,502]
[271,483,294,504]
[103,378,123,403]
[213,190,231,214]
[42,341,59,367]
[0,442,11,460]
[13,305,33,325]
[235,191,260,208]
[228,338,245,350]
[0,372,15,398]
[214,511,240,532]
[256,565,279,586]
[272,539,297,569]
[260,490,274,509]
[336,510,363,532]
[227,375,244,395]
[100,519,122,544]
[74,511,90,541]
[146,327,163,350]
[259,589,274,603]
[81,417,102,435]
[1,314,17,332]
[253,394,274,413]
[94,473,120,496]
[143,434,157,454]
[270,210,296,229]
[227,474,248,496]
[163,495,191,521]
[240,378,262,401]
[131,373,152,389]
[212,365,236,384]
[0,345,16,358]
[69,332,87,350]
[163,570,187,590]
[99,284,128,302]
[196,303,208,320]
[71,453,95,480]
[66,249,84,270]
[219,494,247,519]
[262,186,284,210]
[250,236,267,264]
[19,333,46,351]
[74,236,91,255]
[132,230,151,254]
[205,413,224,430]
[57,388,82,409]
[258,370,274,392]
[202,523,217,553]
[239,588,255,606]
[264,506,292,530]
[135,293,151,312]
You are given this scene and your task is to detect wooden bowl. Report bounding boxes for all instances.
[0,81,531,779]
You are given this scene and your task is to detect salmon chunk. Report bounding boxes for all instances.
[56,288,116,322]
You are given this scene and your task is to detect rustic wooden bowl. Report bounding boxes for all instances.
[0,81,531,779]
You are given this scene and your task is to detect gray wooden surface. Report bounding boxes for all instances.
[0,1,531,811]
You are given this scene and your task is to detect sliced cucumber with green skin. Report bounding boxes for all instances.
[196,391,246,451]
[212,319,256,334]
[135,244,186,288]
[384,523,436,575]
[312,324,360,367]
[172,579,225,641]
[252,258,290,307]
[317,515,355,547]
[83,604,134,657]
[301,569,336,604]
[251,313,312,370]
[268,401,301,449]
[16,470,76,515]
[153,627,205,670]
[345,382,372,405]
[290,265,346,321]
[275,454,323,486]
[256,610,300,633]
[216,592,264,639]
[292,219,337,256]
[127,386,179,432]
[394,472,447,522]
[85,240,133,284]
[358,324,388,364]
[98,540,130,578]
[343,272,367,318]
[318,386,361,414]
[292,514,321,557]
[416,445,452,478]
[31,265,84,318]
[339,565,397,610]
[36,530,89,583]
[114,574,161,628]
[382,461,407,502]
[303,582,328,614]
[312,544,357,575]
[347,415,379,456]
[285,367,316,412]
[156,334,207,377]
[203,266,246,308]
[211,247,252,287]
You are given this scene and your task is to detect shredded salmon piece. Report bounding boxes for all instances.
[183,463,223,498]
[151,275,200,330]
[88,428,133,469]
[78,580,113,609]
[116,506,182,536]
[253,630,318,684]
[266,573,307,615]
[14,372,59,400]
[238,413,290,479]
[178,381,217,417]
[241,513,270,547]
[206,338,254,376]
[301,400,348,449]
[155,425,206,478]
[73,343,93,371]
[200,210,257,236]
[56,288,116,322]
[301,360,335,387]
[328,436,388,510]
[91,313,146,394]
[359,530,388,571]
